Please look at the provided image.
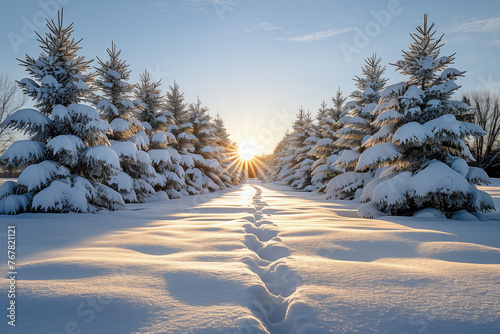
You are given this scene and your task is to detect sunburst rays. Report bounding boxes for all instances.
[221,141,268,179]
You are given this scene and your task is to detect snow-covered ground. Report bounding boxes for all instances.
[1,179,499,333]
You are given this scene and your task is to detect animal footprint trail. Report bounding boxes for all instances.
[240,185,305,334]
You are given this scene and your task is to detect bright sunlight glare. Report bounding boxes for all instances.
[238,142,257,161]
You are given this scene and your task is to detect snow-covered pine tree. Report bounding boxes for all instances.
[186,97,226,194]
[212,112,243,185]
[95,42,143,140]
[326,54,388,200]
[135,70,171,132]
[357,14,494,218]
[308,102,328,185]
[265,131,294,183]
[134,70,178,199]
[163,81,205,196]
[0,10,125,214]
[310,89,347,191]
[161,81,192,197]
[314,101,330,138]
[282,107,317,190]
[94,42,159,203]
[165,81,189,149]
[308,101,330,191]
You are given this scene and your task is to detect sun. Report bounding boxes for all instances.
[224,139,267,179]
[238,141,257,161]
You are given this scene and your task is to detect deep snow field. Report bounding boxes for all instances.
[0,179,499,333]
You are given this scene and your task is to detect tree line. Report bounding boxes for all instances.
[0,10,244,214]
[263,15,497,219]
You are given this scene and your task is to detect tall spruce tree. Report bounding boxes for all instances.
[94,42,159,203]
[186,97,226,194]
[0,10,125,214]
[212,112,242,185]
[161,81,191,197]
[265,131,294,183]
[326,55,388,200]
[310,89,347,191]
[134,70,180,199]
[279,107,316,190]
[165,80,189,148]
[357,15,494,218]
[135,70,173,133]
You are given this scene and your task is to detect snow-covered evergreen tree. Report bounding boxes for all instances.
[165,81,189,149]
[94,42,158,203]
[135,70,173,133]
[357,15,494,218]
[212,112,243,185]
[161,81,192,197]
[326,54,388,200]
[184,97,227,194]
[310,89,347,191]
[172,98,197,154]
[163,82,204,196]
[314,101,330,139]
[280,107,317,190]
[94,42,143,139]
[265,131,294,183]
[0,10,124,214]
[134,70,178,199]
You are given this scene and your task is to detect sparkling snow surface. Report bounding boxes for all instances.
[0,180,499,333]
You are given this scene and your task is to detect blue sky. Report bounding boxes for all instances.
[1,0,500,153]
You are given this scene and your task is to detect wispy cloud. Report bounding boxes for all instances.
[487,39,500,47]
[448,34,473,42]
[255,22,283,31]
[181,0,215,13]
[190,6,211,14]
[149,1,169,12]
[450,16,500,33]
[277,28,352,42]
[246,22,283,33]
